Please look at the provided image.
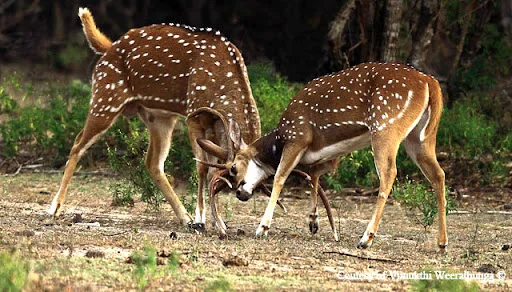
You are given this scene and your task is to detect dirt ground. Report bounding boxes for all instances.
[0,172,511,291]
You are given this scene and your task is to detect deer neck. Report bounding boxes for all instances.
[249,130,285,174]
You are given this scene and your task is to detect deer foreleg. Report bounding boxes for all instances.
[256,144,306,237]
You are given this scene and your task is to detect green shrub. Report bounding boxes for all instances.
[106,118,196,209]
[0,79,90,158]
[107,124,165,209]
[204,277,233,292]
[248,62,302,133]
[456,23,512,91]
[55,44,89,71]
[130,246,157,290]
[437,95,511,185]
[437,98,499,158]
[393,179,456,228]
[333,149,378,188]
[0,251,30,292]
[110,181,136,207]
[411,270,480,292]
[0,87,18,113]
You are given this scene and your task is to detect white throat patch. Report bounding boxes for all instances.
[241,159,269,194]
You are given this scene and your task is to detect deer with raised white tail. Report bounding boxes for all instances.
[200,62,447,250]
[48,7,261,230]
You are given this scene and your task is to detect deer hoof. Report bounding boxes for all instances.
[357,232,375,249]
[309,221,319,235]
[191,223,206,233]
[308,213,319,234]
[218,232,228,240]
[438,243,448,253]
[255,224,269,238]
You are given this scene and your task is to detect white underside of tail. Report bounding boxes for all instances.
[78,7,89,18]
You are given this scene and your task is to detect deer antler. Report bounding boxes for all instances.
[194,158,228,169]
[207,168,339,240]
[208,169,289,238]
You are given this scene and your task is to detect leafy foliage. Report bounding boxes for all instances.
[0,87,18,114]
[106,124,165,209]
[456,23,512,91]
[0,80,90,158]
[204,277,233,292]
[130,246,157,290]
[393,179,456,228]
[248,62,302,133]
[0,251,30,292]
[410,269,480,292]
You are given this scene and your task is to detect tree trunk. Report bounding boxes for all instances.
[449,0,475,79]
[381,0,403,62]
[327,0,357,66]
[407,0,440,71]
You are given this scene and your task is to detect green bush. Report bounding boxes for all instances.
[437,98,499,158]
[0,251,30,292]
[106,118,196,209]
[130,246,157,290]
[410,270,480,292]
[55,44,89,71]
[393,179,456,228]
[204,277,233,292]
[248,62,302,133]
[332,149,377,188]
[456,23,512,91]
[0,87,18,114]
[0,79,90,158]
[107,124,165,209]
[436,95,511,185]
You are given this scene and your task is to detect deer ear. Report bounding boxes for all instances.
[228,119,247,151]
[197,138,228,160]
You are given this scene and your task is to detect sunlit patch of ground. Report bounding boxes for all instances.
[0,173,510,291]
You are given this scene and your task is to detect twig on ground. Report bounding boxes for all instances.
[449,210,512,215]
[101,230,129,237]
[322,250,400,263]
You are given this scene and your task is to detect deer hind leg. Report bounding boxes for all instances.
[308,159,338,235]
[187,118,226,231]
[357,134,400,249]
[143,113,193,225]
[308,173,320,235]
[256,144,306,237]
[403,135,447,250]
[49,113,119,216]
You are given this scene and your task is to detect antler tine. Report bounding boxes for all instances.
[209,169,230,236]
[194,158,228,169]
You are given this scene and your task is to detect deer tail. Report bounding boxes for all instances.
[78,7,112,55]
[424,78,444,139]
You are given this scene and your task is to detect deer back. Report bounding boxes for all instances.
[89,23,260,144]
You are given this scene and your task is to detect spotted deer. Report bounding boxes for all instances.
[48,7,261,230]
[200,62,447,250]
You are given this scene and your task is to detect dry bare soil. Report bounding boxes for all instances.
[0,172,511,291]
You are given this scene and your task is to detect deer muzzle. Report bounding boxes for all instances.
[236,183,254,201]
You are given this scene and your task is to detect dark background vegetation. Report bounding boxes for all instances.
[0,0,511,206]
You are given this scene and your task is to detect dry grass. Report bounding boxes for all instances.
[0,173,510,291]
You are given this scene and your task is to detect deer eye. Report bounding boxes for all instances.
[229,164,237,176]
